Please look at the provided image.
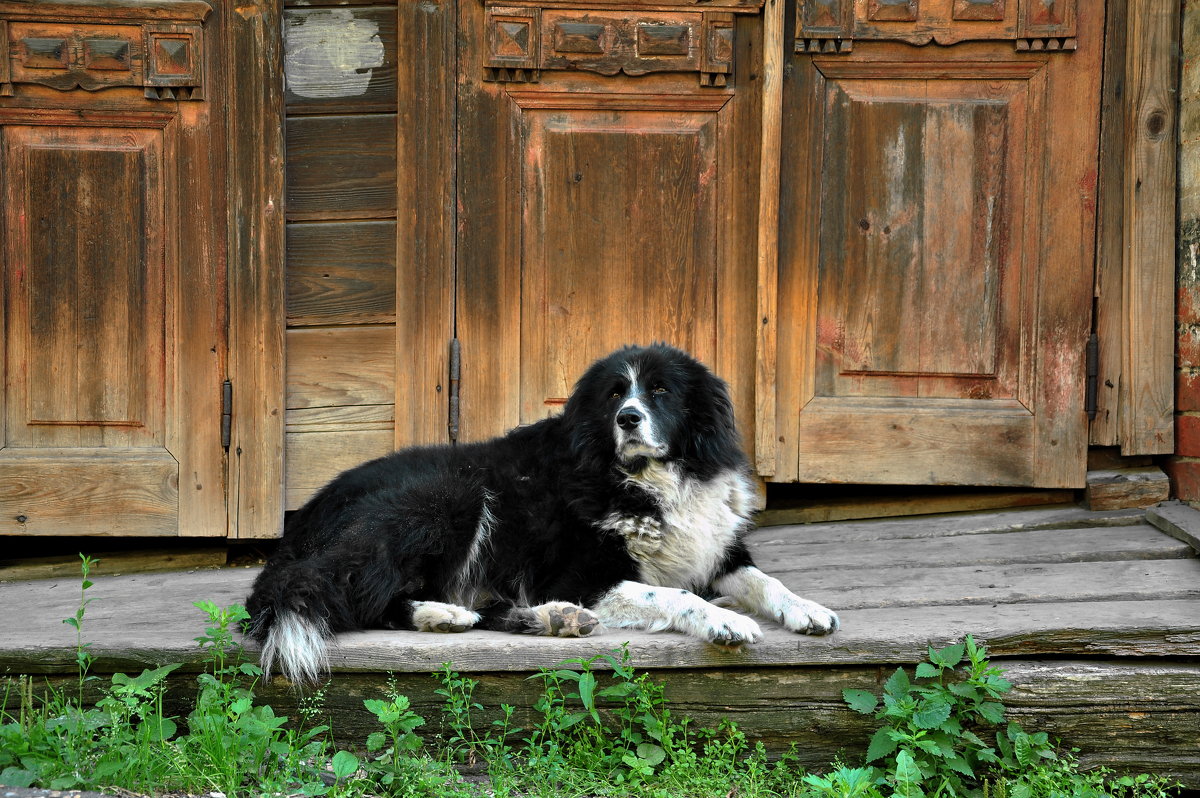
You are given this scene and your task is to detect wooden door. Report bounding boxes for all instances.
[0,3,229,536]
[760,0,1104,486]
[454,0,763,447]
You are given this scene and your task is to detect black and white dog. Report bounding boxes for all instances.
[246,344,838,683]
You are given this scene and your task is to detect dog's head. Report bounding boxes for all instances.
[563,344,745,477]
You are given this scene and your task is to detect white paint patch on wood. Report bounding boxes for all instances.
[284,9,385,99]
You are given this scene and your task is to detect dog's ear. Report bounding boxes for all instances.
[681,368,743,474]
[562,369,614,471]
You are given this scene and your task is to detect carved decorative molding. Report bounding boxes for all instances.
[485,5,737,85]
[795,0,1077,52]
[0,1,209,99]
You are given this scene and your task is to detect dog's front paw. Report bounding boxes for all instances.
[510,602,600,637]
[411,601,481,633]
[775,596,840,636]
[602,514,664,558]
[701,607,763,648]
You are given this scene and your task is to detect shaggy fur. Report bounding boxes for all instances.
[246,344,838,683]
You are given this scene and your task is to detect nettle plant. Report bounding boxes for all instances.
[842,636,1056,798]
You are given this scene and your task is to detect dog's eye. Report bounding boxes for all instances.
[652,386,668,395]
[611,392,622,400]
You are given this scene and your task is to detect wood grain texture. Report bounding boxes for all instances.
[1117,0,1178,454]
[286,221,396,325]
[394,0,454,448]
[775,14,1104,486]
[0,451,177,536]
[754,0,784,475]
[1084,466,1171,510]
[0,24,227,538]
[456,2,760,447]
[758,488,1074,525]
[286,326,396,409]
[225,0,287,539]
[284,113,397,219]
[285,427,394,508]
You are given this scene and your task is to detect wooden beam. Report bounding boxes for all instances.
[1118,0,1179,453]
[225,0,287,539]
[753,0,784,476]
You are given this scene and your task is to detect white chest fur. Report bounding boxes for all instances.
[609,463,758,592]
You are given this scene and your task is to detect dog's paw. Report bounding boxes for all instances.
[699,606,763,648]
[510,602,600,637]
[602,514,664,558]
[774,596,840,636]
[411,601,481,633]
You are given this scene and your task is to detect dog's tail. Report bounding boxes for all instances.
[245,564,340,685]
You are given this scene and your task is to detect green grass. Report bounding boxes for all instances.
[0,556,1187,798]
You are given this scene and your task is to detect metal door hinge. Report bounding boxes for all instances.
[448,339,461,443]
[221,379,233,450]
[1085,334,1099,420]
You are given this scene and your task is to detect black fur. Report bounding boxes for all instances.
[245,344,759,680]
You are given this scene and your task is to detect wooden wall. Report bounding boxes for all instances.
[283,0,401,509]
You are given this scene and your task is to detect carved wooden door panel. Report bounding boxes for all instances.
[761,0,1104,486]
[454,0,763,447]
[0,3,227,535]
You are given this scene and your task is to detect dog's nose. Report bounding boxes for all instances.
[617,408,643,429]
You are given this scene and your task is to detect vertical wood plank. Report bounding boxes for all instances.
[1089,0,1127,446]
[755,0,784,475]
[1119,0,1178,454]
[395,0,455,447]
[225,0,287,538]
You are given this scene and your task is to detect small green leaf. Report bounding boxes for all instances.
[865,726,898,763]
[914,662,940,679]
[977,701,1005,724]
[883,667,911,699]
[0,767,37,788]
[843,688,879,715]
[331,750,359,780]
[636,743,666,766]
[930,642,965,668]
[912,700,952,730]
[366,732,386,752]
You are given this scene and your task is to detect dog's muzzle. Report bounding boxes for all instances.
[615,400,666,460]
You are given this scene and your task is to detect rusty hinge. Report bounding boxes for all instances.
[1085,333,1099,420]
[221,379,233,450]
[448,339,461,442]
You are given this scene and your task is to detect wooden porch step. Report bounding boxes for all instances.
[1,504,1197,785]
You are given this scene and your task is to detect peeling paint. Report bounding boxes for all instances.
[284,9,385,99]
[1180,217,1200,285]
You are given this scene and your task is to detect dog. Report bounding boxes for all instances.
[246,344,839,683]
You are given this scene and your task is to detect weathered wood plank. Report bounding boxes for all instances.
[755,504,1147,542]
[226,0,287,540]
[759,489,1075,526]
[781,558,1200,610]
[1146,500,1200,552]
[1084,466,1171,510]
[286,404,395,434]
[0,549,225,582]
[2,565,1197,675]
[393,0,455,448]
[1117,0,1179,454]
[284,6,397,114]
[285,114,397,219]
[285,428,395,509]
[749,525,1193,569]
[286,221,396,325]
[286,326,396,409]
[0,451,177,536]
